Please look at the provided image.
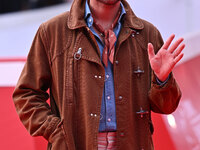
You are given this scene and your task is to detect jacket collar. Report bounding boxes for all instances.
[67,0,144,30]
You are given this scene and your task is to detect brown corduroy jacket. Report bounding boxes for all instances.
[13,0,182,149]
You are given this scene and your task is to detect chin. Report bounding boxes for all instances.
[97,0,120,5]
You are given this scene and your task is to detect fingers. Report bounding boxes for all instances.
[174,53,184,64]
[147,43,155,60]
[173,43,185,58]
[169,37,184,53]
[162,34,185,60]
[162,34,175,50]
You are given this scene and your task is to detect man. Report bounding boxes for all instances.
[13,0,185,149]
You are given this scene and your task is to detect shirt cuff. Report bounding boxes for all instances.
[156,75,170,86]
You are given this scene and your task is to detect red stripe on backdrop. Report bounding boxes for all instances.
[0,57,26,62]
[0,87,47,150]
[0,87,34,150]
[164,55,200,150]
[152,113,176,150]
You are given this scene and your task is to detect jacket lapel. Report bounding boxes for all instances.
[67,0,144,30]
[67,0,145,66]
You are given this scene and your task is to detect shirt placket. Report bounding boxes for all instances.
[104,64,116,130]
[85,6,124,131]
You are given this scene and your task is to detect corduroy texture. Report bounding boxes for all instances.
[12,0,182,149]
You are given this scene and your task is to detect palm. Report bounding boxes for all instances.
[148,34,185,82]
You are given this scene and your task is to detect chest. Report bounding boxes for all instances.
[70,27,151,94]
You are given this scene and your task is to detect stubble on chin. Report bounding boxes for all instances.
[96,0,121,5]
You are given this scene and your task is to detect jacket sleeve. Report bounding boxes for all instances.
[12,24,61,141]
[148,29,182,114]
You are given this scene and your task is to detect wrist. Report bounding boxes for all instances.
[154,72,169,82]
[155,73,172,86]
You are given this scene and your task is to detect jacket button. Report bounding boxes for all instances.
[120,132,125,137]
[100,33,104,37]
[90,113,97,117]
[118,96,123,100]
[115,60,119,65]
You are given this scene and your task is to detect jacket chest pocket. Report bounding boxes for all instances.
[72,52,105,104]
[72,31,105,103]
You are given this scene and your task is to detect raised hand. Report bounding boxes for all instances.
[148,34,185,82]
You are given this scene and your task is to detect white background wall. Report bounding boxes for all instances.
[128,0,200,40]
[0,0,200,57]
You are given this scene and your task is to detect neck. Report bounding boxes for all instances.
[89,0,121,30]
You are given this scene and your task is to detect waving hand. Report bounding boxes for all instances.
[148,34,185,82]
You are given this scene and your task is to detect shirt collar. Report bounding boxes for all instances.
[85,0,126,28]
[85,0,91,19]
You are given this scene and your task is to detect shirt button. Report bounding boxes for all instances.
[107,118,111,122]
[105,74,109,82]
[100,114,103,120]
[89,18,92,23]
[107,96,111,100]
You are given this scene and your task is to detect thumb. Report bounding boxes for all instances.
[147,43,155,60]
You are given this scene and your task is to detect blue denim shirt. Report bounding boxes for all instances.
[85,1,126,132]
